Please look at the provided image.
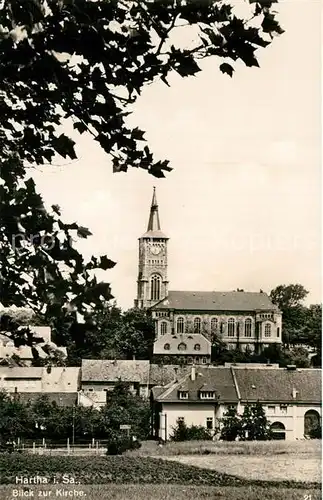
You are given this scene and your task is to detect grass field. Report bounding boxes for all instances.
[0,484,321,500]
[144,439,321,483]
[0,441,321,499]
[157,454,321,482]
[133,438,322,456]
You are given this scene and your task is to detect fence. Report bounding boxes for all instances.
[15,437,108,456]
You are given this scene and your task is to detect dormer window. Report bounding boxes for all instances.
[199,391,215,399]
[178,391,188,399]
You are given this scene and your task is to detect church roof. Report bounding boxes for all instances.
[141,230,168,239]
[151,290,279,312]
[141,187,168,239]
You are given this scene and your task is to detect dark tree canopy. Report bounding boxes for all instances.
[0,0,283,351]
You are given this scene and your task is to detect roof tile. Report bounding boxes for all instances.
[152,291,279,312]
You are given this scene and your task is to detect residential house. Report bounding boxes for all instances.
[151,365,238,441]
[0,366,80,407]
[0,326,67,366]
[233,365,322,440]
[151,365,321,441]
[80,359,150,407]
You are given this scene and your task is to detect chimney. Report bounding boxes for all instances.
[191,365,196,381]
[292,387,298,399]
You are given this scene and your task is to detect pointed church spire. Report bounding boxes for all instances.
[147,186,161,232]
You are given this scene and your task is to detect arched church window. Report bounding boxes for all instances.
[194,317,201,333]
[228,318,235,337]
[176,317,184,334]
[244,318,252,337]
[264,323,271,337]
[160,321,167,335]
[150,274,161,301]
[211,318,218,332]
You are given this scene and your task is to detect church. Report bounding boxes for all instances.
[135,188,282,363]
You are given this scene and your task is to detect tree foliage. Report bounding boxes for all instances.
[67,306,155,365]
[220,406,242,441]
[170,418,213,441]
[0,0,283,352]
[270,285,321,357]
[0,383,150,443]
[220,402,271,441]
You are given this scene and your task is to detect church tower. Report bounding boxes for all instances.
[135,187,168,309]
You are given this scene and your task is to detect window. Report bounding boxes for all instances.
[277,327,280,338]
[160,321,167,335]
[164,343,170,351]
[150,275,161,301]
[200,391,215,399]
[179,391,188,399]
[267,405,276,414]
[194,343,201,351]
[271,422,286,440]
[211,318,218,331]
[244,318,252,337]
[304,410,321,436]
[177,317,184,334]
[178,417,185,423]
[202,357,207,364]
[187,357,193,364]
[280,404,288,414]
[194,317,201,333]
[228,318,235,337]
[264,323,272,337]
[178,342,187,351]
[206,417,213,430]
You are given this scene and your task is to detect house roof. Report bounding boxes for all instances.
[234,368,322,403]
[153,334,211,356]
[151,291,279,312]
[13,392,78,407]
[0,367,43,379]
[81,359,150,383]
[149,364,189,386]
[153,367,238,403]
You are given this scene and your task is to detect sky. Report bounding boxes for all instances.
[32,0,322,310]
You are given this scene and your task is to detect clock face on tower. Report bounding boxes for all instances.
[150,245,161,255]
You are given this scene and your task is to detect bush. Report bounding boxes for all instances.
[170,419,213,442]
[106,437,141,455]
[309,426,321,439]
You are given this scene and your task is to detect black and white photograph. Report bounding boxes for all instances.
[0,0,321,499]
